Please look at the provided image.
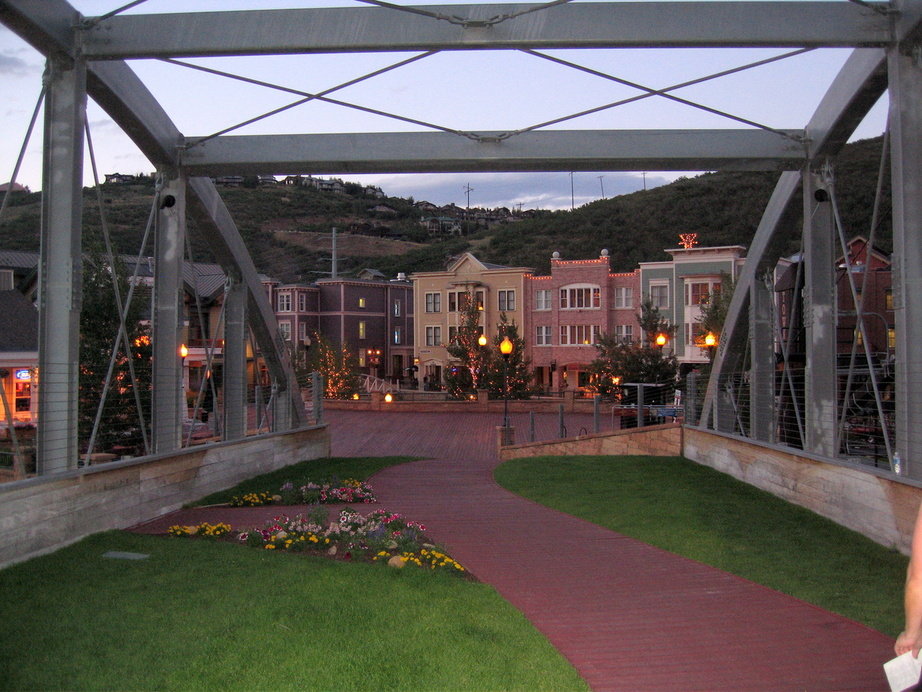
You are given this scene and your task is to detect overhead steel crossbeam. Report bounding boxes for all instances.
[79,3,893,58]
[179,129,807,175]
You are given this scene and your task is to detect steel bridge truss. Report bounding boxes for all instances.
[2,0,922,476]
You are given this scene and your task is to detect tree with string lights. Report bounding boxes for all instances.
[479,313,534,399]
[307,332,360,399]
[445,292,489,398]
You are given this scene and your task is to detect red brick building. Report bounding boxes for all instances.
[525,250,641,392]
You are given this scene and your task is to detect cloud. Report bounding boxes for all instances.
[0,51,40,77]
[352,170,679,210]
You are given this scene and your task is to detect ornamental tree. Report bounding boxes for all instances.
[479,313,534,399]
[307,332,360,399]
[586,332,678,401]
[444,292,489,398]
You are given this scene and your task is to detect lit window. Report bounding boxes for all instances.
[393,300,401,317]
[888,328,896,349]
[886,289,894,311]
[560,285,600,309]
[359,297,366,308]
[393,327,401,344]
[687,282,709,306]
[358,321,366,340]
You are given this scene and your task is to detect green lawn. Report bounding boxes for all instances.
[495,454,908,637]
[0,456,587,692]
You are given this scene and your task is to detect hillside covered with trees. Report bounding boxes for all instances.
[0,136,892,280]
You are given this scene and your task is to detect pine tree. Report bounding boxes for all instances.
[480,313,534,399]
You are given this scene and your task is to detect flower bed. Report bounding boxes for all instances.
[228,478,376,507]
[169,508,466,576]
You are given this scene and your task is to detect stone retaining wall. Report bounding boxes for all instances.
[0,426,330,569]
[683,426,922,554]
[499,422,682,461]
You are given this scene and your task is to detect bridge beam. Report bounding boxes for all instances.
[36,54,86,474]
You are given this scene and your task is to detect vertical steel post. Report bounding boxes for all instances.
[37,55,86,474]
[749,272,775,442]
[593,394,600,433]
[803,169,838,457]
[558,403,565,438]
[151,174,186,453]
[888,41,922,477]
[223,275,247,440]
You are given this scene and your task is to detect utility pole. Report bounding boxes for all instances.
[463,183,473,209]
[569,172,574,210]
[642,171,647,191]
[597,175,605,199]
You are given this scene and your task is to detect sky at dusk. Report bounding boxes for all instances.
[0,0,889,210]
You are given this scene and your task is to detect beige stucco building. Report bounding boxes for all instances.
[411,253,533,388]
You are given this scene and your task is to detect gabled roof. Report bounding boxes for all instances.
[0,291,37,352]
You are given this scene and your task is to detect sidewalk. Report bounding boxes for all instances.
[135,410,895,691]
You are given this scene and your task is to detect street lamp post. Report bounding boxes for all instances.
[500,335,513,429]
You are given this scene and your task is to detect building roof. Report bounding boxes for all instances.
[0,291,37,352]
[0,250,39,271]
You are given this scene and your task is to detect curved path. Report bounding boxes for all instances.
[141,410,896,690]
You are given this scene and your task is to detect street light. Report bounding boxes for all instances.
[654,333,668,347]
[500,336,513,429]
[478,333,487,347]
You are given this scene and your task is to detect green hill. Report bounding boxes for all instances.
[0,136,892,279]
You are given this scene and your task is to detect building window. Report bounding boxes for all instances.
[686,281,710,306]
[359,297,366,308]
[0,269,12,291]
[277,292,291,312]
[536,325,551,345]
[358,321,366,340]
[886,289,894,311]
[426,326,441,346]
[614,287,633,309]
[535,289,551,311]
[559,325,597,345]
[297,293,306,312]
[475,290,485,311]
[615,324,634,343]
[649,284,669,309]
[299,321,309,342]
[358,349,366,367]
[498,289,516,312]
[393,299,401,317]
[393,327,401,344]
[425,292,441,313]
[278,321,292,341]
[448,326,458,344]
[448,292,458,312]
[560,285,600,309]
[888,328,896,349]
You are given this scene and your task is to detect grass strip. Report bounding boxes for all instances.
[192,455,418,506]
[494,454,907,637]
[0,531,587,691]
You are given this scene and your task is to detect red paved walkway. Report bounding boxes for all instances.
[135,410,895,691]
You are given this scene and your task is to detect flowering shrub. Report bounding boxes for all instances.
[236,508,466,576]
[229,491,275,507]
[231,479,376,507]
[167,522,232,538]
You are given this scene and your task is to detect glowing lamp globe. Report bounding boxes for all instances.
[500,336,514,356]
